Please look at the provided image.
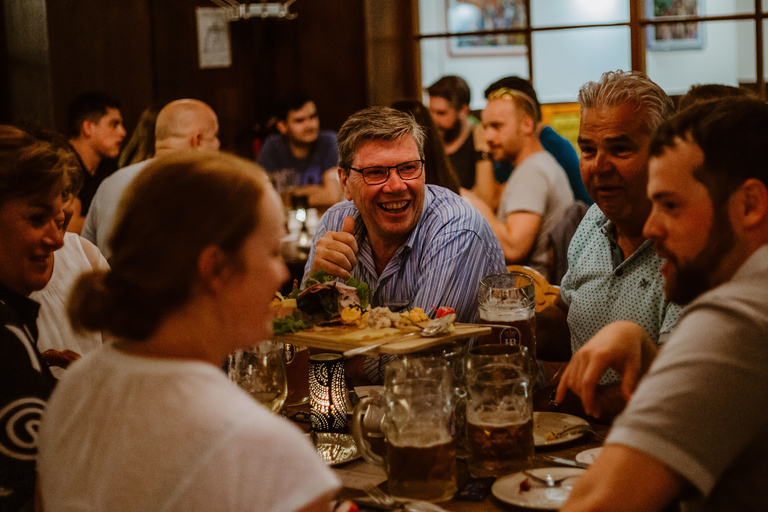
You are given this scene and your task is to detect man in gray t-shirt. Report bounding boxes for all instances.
[466,86,572,277]
[560,98,768,512]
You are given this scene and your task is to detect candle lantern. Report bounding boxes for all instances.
[309,353,348,433]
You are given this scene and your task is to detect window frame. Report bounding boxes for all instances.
[415,0,766,99]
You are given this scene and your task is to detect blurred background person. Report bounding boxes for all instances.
[481,77,590,211]
[390,99,461,194]
[19,127,110,378]
[82,99,220,261]
[66,92,126,234]
[258,92,342,209]
[425,75,483,191]
[0,125,78,512]
[116,103,163,168]
[467,86,573,275]
[677,83,755,111]
[38,151,339,511]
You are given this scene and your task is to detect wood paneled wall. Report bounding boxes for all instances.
[1,0,417,155]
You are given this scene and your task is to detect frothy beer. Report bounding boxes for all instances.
[478,308,537,361]
[386,431,457,502]
[467,411,534,477]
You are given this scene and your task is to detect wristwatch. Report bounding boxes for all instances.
[549,389,560,411]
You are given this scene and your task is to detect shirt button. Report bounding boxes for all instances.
[615,269,624,277]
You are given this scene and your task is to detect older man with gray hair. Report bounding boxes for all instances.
[305,106,505,383]
[82,99,220,260]
[540,71,683,420]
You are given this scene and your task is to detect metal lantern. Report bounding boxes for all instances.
[309,353,347,433]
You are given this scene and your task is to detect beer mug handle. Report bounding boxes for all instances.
[351,396,385,467]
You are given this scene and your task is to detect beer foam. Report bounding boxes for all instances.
[467,409,527,427]
[478,308,533,322]
[390,429,453,448]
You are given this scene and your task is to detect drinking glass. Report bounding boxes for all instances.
[228,341,288,413]
[477,272,537,362]
[351,356,458,502]
[465,344,534,477]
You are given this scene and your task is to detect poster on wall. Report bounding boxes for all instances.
[446,0,527,56]
[196,7,232,69]
[646,0,706,51]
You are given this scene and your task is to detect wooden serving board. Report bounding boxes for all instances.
[274,323,491,354]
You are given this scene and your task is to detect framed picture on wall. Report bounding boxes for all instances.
[446,0,527,57]
[646,0,706,51]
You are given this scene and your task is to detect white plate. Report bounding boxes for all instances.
[534,412,590,447]
[575,447,602,464]
[492,467,585,510]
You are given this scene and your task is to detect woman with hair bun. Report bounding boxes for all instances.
[38,151,339,511]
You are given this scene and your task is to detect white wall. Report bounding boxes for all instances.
[419,0,529,109]
[646,0,743,95]
[419,0,752,106]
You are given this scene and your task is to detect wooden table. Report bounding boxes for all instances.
[275,324,491,355]
[287,401,608,511]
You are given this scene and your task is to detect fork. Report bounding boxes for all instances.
[362,484,450,511]
[548,424,605,440]
[522,470,573,488]
[363,484,398,508]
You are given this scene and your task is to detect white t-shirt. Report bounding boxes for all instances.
[38,344,339,512]
[31,233,108,372]
[496,151,574,274]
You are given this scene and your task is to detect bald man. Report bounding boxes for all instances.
[82,99,220,260]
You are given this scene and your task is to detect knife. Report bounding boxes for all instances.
[540,455,590,469]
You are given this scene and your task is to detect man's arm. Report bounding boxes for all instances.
[411,227,506,323]
[467,194,541,263]
[307,215,358,280]
[561,444,686,512]
[470,124,503,210]
[471,159,502,211]
[556,320,659,418]
[291,167,343,209]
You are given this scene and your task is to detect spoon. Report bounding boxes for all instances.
[343,313,456,357]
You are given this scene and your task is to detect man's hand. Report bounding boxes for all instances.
[310,215,358,279]
[41,349,81,369]
[555,320,658,418]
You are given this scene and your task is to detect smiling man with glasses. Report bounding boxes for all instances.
[304,106,505,384]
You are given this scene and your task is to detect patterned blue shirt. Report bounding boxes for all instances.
[303,185,506,382]
[560,204,683,385]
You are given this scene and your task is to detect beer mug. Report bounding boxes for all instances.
[465,344,534,477]
[283,344,310,405]
[351,356,458,502]
[419,342,469,458]
[477,272,537,362]
[228,341,288,414]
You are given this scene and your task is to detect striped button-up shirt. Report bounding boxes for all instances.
[304,185,506,382]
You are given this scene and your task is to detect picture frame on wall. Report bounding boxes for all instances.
[446,0,527,57]
[646,0,706,51]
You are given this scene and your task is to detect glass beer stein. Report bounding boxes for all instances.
[477,272,537,363]
[465,344,534,477]
[351,356,458,502]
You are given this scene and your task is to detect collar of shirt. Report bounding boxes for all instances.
[0,281,41,341]
[596,213,655,270]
